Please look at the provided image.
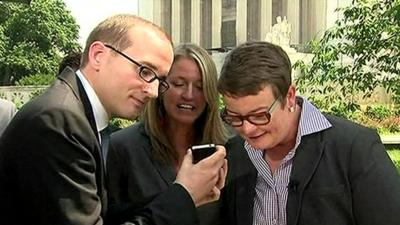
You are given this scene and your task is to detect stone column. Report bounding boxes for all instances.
[260,0,272,41]
[301,0,327,43]
[191,0,201,45]
[285,0,300,44]
[152,0,163,26]
[212,0,222,48]
[312,0,327,40]
[138,0,154,22]
[171,0,181,44]
[236,0,247,45]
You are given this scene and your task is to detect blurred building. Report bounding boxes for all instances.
[137,0,352,49]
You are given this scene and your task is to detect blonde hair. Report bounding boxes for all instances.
[81,14,171,67]
[143,43,229,164]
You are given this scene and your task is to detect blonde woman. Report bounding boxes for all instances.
[108,43,229,225]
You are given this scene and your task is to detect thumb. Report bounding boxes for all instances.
[182,149,194,166]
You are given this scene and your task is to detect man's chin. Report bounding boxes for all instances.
[112,110,138,121]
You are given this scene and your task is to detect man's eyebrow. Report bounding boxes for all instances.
[140,61,167,77]
[140,61,157,70]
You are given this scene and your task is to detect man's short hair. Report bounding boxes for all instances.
[81,14,171,68]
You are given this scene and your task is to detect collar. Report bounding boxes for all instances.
[76,70,109,132]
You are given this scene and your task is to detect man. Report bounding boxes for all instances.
[0,14,226,225]
[0,98,17,136]
[219,41,400,225]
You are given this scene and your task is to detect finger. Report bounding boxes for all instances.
[216,169,224,190]
[209,145,226,161]
[181,149,194,166]
[223,159,228,177]
[199,146,226,167]
[215,145,226,158]
[216,168,226,189]
[217,159,228,189]
[211,186,221,200]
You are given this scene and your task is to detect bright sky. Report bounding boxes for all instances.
[63,0,138,47]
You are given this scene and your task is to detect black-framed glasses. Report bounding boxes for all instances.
[104,44,169,94]
[221,98,280,127]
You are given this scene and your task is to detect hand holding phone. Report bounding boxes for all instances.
[191,144,216,163]
[176,145,227,206]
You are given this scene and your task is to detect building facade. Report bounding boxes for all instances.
[137,0,352,50]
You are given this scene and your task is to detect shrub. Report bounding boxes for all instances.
[294,0,400,117]
[110,118,135,129]
[364,105,392,121]
[380,116,400,133]
[15,73,55,86]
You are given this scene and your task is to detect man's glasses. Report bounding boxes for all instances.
[221,98,280,127]
[104,44,169,94]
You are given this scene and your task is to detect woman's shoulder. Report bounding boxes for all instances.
[110,121,149,143]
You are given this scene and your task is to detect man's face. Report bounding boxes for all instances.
[223,86,292,150]
[96,26,174,119]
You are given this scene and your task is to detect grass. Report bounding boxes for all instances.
[387,148,400,174]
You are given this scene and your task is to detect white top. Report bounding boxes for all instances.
[76,70,109,143]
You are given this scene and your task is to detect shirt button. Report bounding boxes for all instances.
[272,219,277,225]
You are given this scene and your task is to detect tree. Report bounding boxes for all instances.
[0,0,80,85]
[294,0,400,114]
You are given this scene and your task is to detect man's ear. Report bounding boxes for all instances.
[88,41,107,71]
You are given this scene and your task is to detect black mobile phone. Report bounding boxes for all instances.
[191,144,216,164]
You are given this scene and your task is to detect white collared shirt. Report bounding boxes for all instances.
[76,70,109,143]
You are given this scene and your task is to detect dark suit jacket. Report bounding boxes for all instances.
[222,115,400,225]
[0,68,197,225]
[107,122,221,225]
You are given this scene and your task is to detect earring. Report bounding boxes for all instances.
[289,106,295,112]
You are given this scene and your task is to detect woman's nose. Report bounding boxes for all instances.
[182,85,194,99]
[239,119,258,135]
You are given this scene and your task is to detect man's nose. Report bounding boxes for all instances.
[144,80,159,98]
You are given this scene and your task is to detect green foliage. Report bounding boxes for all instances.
[381,117,400,133]
[15,73,55,86]
[394,104,400,116]
[110,118,135,129]
[218,94,225,110]
[387,149,400,174]
[294,0,400,114]
[365,105,392,121]
[349,104,400,134]
[0,0,81,85]
[327,102,360,120]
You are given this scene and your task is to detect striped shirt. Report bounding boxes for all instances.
[245,96,332,225]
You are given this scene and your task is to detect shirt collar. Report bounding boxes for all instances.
[297,96,332,136]
[76,70,109,132]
